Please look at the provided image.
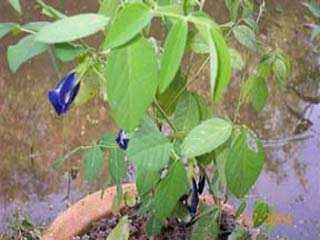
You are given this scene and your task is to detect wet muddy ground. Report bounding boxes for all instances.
[0,0,319,239]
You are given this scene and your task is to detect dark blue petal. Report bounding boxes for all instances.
[48,72,80,115]
[115,129,129,150]
[190,178,199,217]
[48,90,63,115]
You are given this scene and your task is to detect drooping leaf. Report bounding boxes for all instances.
[252,200,270,227]
[154,160,188,220]
[53,43,84,62]
[0,23,16,39]
[182,118,232,158]
[103,3,153,49]
[193,94,212,121]
[8,0,21,14]
[127,117,172,171]
[174,92,200,134]
[105,37,158,131]
[35,14,109,43]
[229,48,245,71]
[159,19,188,93]
[232,25,257,51]
[7,35,48,73]
[158,69,187,115]
[109,148,126,186]
[191,208,219,240]
[83,145,103,183]
[189,30,209,54]
[210,27,232,102]
[225,0,240,22]
[136,164,160,196]
[106,216,129,240]
[225,128,265,198]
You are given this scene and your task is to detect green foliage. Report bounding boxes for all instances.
[191,207,219,240]
[103,3,153,49]
[8,0,21,14]
[98,0,121,21]
[105,37,158,131]
[106,216,129,240]
[159,19,188,93]
[232,25,258,51]
[35,14,109,43]
[225,0,240,22]
[154,160,188,220]
[228,226,250,240]
[174,92,200,134]
[0,23,16,39]
[225,128,265,198]
[53,43,84,62]
[182,118,232,158]
[83,145,103,183]
[252,200,270,227]
[7,35,48,73]
[127,117,172,171]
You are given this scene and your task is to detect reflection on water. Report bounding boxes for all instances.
[0,0,319,239]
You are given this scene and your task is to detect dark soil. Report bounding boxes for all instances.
[73,205,241,240]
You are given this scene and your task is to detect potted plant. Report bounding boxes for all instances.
[1,0,291,239]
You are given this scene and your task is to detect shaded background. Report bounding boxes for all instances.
[0,0,320,239]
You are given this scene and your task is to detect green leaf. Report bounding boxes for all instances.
[83,145,103,183]
[235,200,247,218]
[252,200,270,227]
[159,19,188,93]
[225,128,265,198]
[98,0,121,21]
[99,133,116,150]
[194,94,212,121]
[228,226,250,240]
[154,160,188,220]
[158,69,187,115]
[74,71,100,106]
[106,216,129,240]
[232,25,257,51]
[53,43,84,62]
[189,31,210,54]
[174,92,200,134]
[0,23,16,39]
[210,27,232,102]
[136,164,160,196]
[244,76,268,112]
[7,35,48,73]
[229,48,245,71]
[225,0,240,22]
[35,14,109,43]
[127,118,172,171]
[182,118,232,158]
[109,148,126,186]
[105,37,158,131]
[191,208,219,240]
[103,3,153,49]
[8,0,21,14]
[146,216,162,237]
[22,21,49,31]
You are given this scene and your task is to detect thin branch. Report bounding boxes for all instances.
[153,99,178,133]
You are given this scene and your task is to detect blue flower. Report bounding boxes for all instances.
[115,129,129,150]
[48,72,80,115]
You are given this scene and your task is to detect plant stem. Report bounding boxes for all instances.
[153,99,178,133]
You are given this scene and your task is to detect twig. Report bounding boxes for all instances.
[153,99,178,133]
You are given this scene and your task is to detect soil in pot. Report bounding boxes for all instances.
[73,204,246,240]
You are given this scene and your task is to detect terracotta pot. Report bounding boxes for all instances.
[42,183,250,240]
